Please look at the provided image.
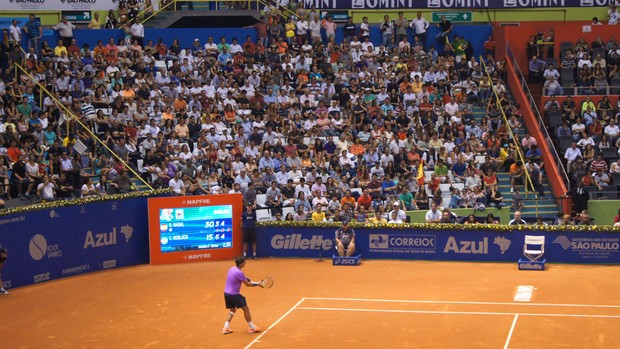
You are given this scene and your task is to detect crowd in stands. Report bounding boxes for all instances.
[534,33,620,216]
[0,2,599,224]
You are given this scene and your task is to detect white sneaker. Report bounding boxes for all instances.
[0,288,9,295]
[510,187,514,193]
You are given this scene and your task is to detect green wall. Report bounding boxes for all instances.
[588,201,620,226]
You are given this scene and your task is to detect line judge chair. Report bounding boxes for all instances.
[523,235,545,262]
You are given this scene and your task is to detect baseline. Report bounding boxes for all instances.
[244,298,306,349]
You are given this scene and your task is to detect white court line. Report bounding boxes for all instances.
[504,314,519,349]
[244,298,306,349]
[304,297,620,309]
[295,307,620,319]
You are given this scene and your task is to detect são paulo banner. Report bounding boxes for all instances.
[300,0,615,9]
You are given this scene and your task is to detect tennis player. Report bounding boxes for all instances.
[223,256,261,335]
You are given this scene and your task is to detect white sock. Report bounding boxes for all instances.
[224,321,230,328]
[248,321,255,328]
[243,252,247,257]
[253,252,256,256]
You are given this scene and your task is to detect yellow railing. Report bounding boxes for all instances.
[14,63,154,191]
[479,57,537,204]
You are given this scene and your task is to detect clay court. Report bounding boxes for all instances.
[3,259,620,348]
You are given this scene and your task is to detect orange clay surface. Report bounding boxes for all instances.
[2,259,620,348]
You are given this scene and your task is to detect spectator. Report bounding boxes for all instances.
[23,14,42,56]
[509,160,525,192]
[425,203,442,223]
[410,12,429,48]
[509,211,527,225]
[435,15,452,43]
[53,16,78,48]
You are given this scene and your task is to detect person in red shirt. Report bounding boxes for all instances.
[7,140,22,163]
[356,187,373,211]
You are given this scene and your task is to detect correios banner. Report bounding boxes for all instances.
[300,0,615,9]
[5,0,149,11]
[257,226,620,264]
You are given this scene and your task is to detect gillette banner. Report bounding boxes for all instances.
[257,226,620,263]
[0,197,150,289]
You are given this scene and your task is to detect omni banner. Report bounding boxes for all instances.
[300,0,614,9]
[5,0,149,11]
[0,197,150,289]
[257,226,620,264]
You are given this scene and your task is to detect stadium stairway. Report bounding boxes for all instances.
[471,103,560,219]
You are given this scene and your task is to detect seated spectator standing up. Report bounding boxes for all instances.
[528,56,545,83]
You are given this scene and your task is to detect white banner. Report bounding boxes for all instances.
[5,0,150,12]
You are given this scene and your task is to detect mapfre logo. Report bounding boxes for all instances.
[83,225,134,249]
[29,234,62,261]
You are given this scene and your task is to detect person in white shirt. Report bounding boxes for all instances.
[169,171,185,195]
[8,19,21,50]
[605,119,620,140]
[409,11,429,48]
[425,203,442,223]
[130,19,145,47]
[564,142,582,171]
[608,5,620,25]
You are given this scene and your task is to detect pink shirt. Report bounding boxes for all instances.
[224,267,246,295]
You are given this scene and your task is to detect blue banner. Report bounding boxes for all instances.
[257,226,620,264]
[301,0,614,9]
[0,197,150,289]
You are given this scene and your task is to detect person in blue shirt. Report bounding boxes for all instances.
[217,47,232,64]
[381,173,398,197]
[23,14,42,56]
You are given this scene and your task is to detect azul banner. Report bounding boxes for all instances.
[257,226,620,264]
[5,0,149,11]
[300,0,615,9]
[0,197,150,289]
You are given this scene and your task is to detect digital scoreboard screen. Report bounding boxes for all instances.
[159,205,233,253]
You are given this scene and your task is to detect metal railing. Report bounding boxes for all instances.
[506,45,571,191]
[14,63,154,191]
[479,56,538,209]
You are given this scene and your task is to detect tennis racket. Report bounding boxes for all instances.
[259,276,275,289]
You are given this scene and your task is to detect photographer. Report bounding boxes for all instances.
[0,244,8,295]
[37,174,58,201]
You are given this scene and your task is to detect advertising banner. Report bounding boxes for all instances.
[0,197,150,289]
[257,226,620,264]
[300,0,615,10]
